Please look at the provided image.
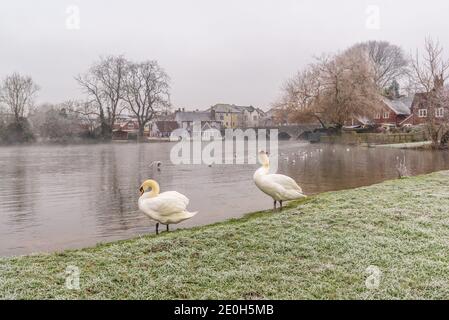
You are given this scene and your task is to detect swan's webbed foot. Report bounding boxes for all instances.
[166,224,169,232]
[280,200,283,211]
[155,223,159,235]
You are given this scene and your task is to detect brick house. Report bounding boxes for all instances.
[112,119,147,140]
[345,96,413,127]
[372,96,413,126]
[400,92,447,126]
[399,76,448,126]
[149,120,179,137]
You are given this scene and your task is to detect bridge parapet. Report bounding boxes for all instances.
[248,125,321,140]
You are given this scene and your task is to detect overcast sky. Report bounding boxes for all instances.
[1,0,449,110]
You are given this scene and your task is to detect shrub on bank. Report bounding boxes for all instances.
[0,118,35,144]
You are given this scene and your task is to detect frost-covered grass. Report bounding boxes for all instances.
[2,171,449,299]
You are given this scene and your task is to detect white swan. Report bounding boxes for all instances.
[254,151,306,211]
[138,179,197,234]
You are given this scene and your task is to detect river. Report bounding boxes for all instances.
[0,141,448,256]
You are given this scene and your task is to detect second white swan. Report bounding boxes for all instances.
[254,150,306,211]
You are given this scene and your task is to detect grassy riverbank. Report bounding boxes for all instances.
[2,171,449,299]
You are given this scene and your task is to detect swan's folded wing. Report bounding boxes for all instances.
[141,191,189,216]
[268,174,303,192]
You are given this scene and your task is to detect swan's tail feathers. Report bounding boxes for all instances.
[294,193,307,200]
[286,190,307,200]
[183,210,198,219]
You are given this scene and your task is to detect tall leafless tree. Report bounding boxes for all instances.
[410,38,449,147]
[349,41,409,90]
[122,60,170,138]
[273,65,324,126]
[76,55,127,139]
[0,73,39,124]
[275,47,380,129]
[317,49,380,128]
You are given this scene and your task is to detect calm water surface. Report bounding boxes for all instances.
[0,141,448,256]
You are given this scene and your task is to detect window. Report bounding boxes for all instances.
[374,113,381,119]
[418,109,427,118]
[436,108,444,118]
[220,115,224,120]
[253,115,257,121]
[128,123,134,129]
[383,112,390,119]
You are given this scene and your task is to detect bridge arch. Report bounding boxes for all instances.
[248,124,321,140]
[278,131,292,140]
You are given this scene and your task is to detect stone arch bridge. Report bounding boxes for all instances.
[248,124,321,140]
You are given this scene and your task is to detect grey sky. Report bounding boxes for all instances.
[1,0,449,110]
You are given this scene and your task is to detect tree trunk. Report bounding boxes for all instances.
[98,109,112,140]
[427,124,439,148]
[138,122,145,142]
[440,130,449,149]
[100,122,111,140]
[314,115,327,129]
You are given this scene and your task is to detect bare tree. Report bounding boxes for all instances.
[76,55,127,139]
[0,73,39,124]
[275,47,380,129]
[318,49,380,127]
[273,65,324,127]
[122,60,170,139]
[410,38,449,147]
[350,41,409,90]
[29,102,85,141]
[64,99,99,137]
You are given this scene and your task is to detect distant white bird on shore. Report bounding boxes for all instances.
[253,151,306,211]
[149,161,162,171]
[138,179,197,234]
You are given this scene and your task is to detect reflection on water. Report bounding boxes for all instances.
[0,141,448,256]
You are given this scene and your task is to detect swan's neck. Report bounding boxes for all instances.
[143,180,160,198]
[254,164,269,180]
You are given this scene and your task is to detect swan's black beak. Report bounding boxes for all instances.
[139,187,144,195]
